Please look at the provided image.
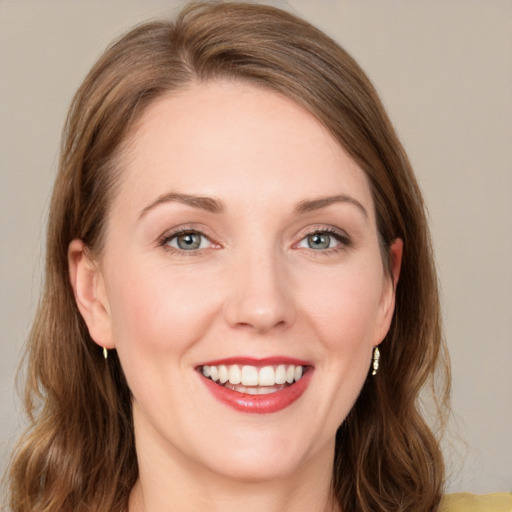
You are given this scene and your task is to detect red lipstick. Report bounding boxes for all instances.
[198,356,312,367]
[197,357,313,414]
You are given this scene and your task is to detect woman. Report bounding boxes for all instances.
[6,2,453,511]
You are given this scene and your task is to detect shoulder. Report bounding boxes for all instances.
[441,493,512,512]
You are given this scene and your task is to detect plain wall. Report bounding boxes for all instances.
[1,0,511,494]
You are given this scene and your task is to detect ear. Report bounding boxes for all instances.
[375,238,403,344]
[68,239,114,349]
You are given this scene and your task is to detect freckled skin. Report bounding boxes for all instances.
[77,80,400,511]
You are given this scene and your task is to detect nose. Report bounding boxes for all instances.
[223,251,296,333]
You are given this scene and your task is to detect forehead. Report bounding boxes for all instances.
[114,80,375,219]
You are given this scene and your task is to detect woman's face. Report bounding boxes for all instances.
[73,80,400,484]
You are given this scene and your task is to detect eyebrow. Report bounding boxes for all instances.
[139,191,368,219]
[295,194,368,218]
[139,192,224,218]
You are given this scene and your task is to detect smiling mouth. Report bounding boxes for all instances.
[199,363,306,395]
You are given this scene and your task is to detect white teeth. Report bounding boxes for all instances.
[228,365,241,385]
[258,366,275,386]
[286,365,295,384]
[275,365,287,384]
[201,363,306,388]
[218,365,228,384]
[241,365,259,386]
[258,386,278,395]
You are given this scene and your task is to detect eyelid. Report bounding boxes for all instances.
[157,224,220,254]
[293,224,352,251]
[157,223,351,255]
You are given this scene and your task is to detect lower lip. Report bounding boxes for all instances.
[200,369,313,414]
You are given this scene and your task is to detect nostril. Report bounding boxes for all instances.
[232,315,289,332]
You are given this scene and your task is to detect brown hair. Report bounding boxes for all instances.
[6,2,450,511]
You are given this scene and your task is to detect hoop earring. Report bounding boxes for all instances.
[103,347,108,360]
[371,346,380,376]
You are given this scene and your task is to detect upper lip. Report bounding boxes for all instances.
[196,356,313,368]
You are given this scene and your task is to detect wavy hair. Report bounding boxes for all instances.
[6,2,450,511]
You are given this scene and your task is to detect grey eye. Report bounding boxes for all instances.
[167,232,210,251]
[307,233,330,249]
[298,232,341,250]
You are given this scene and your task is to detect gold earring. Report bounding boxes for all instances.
[103,347,108,360]
[371,346,380,376]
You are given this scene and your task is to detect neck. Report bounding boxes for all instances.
[129,472,340,512]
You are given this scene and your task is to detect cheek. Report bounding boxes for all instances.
[106,262,221,356]
[290,264,384,438]
[300,262,384,348]
[104,263,224,414]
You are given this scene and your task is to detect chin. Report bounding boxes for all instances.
[190,424,325,484]
[203,450,306,484]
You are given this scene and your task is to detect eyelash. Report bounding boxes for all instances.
[158,227,216,256]
[295,226,352,254]
[158,226,351,256]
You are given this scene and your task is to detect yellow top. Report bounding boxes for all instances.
[441,493,512,512]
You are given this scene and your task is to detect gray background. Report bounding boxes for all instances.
[1,0,511,494]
